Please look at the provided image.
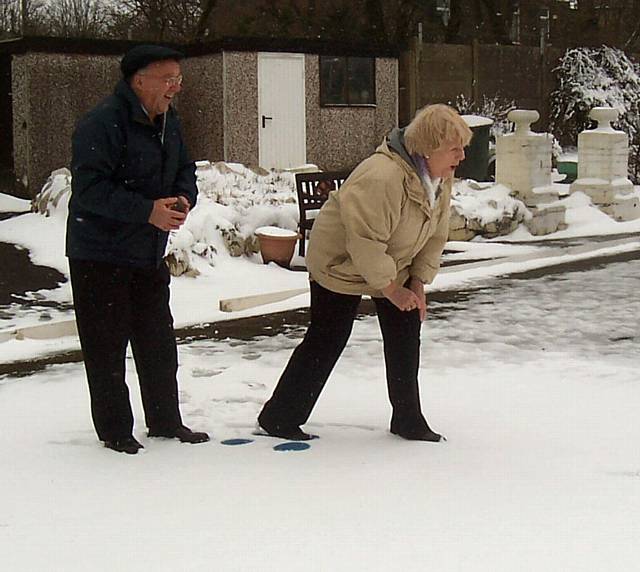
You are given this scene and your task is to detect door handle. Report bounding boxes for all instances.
[262,115,273,128]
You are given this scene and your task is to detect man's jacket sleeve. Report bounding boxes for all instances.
[71,115,153,223]
[172,135,198,208]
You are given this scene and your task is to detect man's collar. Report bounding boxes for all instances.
[115,79,158,125]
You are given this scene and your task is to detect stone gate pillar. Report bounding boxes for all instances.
[495,109,566,235]
[570,107,639,220]
[496,110,557,206]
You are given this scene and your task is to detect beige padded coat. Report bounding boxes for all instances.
[306,134,452,297]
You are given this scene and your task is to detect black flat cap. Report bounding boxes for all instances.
[121,44,185,78]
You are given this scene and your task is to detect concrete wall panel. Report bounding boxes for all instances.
[180,54,224,163]
[305,56,397,172]
[10,47,396,193]
[12,53,119,196]
[223,51,258,166]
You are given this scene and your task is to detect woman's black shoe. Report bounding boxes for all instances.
[104,437,144,454]
[256,416,318,441]
[148,425,210,444]
[390,427,444,442]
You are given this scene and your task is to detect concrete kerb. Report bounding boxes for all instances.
[438,235,639,277]
[1,317,78,342]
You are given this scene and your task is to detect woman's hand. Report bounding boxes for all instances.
[408,277,427,321]
[382,281,426,320]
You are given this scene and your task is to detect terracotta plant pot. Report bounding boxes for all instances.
[255,227,301,268]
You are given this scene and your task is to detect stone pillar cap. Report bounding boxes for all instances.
[589,107,619,130]
[508,110,540,135]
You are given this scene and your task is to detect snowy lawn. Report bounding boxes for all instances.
[1,259,638,571]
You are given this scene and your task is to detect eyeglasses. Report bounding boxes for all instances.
[163,75,183,87]
[140,73,183,87]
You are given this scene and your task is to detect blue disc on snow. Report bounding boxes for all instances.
[220,438,254,446]
[273,441,311,452]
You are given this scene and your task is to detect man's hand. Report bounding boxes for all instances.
[148,197,187,231]
[381,281,426,319]
[172,195,191,215]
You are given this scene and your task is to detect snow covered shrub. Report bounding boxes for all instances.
[165,162,299,274]
[32,168,71,218]
[455,94,563,164]
[453,94,522,179]
[450,181,528,240]
[549,46,640,182]
[453,94,516,140]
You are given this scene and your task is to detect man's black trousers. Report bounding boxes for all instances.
[69,259,182,442]
[259,281,429,433]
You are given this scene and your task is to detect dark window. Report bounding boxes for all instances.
[320,56,375,106]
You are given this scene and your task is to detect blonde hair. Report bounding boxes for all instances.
[404,104,472,156]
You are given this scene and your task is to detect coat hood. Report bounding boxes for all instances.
[385,127,419,175]
[375,128,432,211]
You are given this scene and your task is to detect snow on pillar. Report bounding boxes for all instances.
[495,110,557,206]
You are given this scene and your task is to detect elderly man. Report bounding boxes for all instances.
[66,45,209,454]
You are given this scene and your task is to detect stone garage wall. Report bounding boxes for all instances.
[180,53,224,165]
[221,51,259,167]
[305,56,397,172]
[8,38,397,196]
[12,53,120,197]
[205,51,398,172]
[11,51,224,197]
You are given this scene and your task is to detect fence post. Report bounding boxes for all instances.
[401,36,421,122]
[539,46,548,130]
[412,35,421,119]
[398,47,412,126]
[472,38,480,104]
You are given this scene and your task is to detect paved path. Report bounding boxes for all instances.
[1,241,639,378]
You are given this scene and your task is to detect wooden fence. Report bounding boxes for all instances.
[399,40,567,130]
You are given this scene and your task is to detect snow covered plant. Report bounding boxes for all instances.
[32,168,72,219]
[549,46,640,181]
[165,162,299,276]
[449,181,527,240]
[453,94,516,140]
[453,94,521,179]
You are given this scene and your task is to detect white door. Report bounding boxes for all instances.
[258,53,306,169]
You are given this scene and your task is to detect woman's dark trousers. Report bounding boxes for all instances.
[69,259,182,442]
[259,281,428,432]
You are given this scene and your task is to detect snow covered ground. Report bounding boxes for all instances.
[0,163,639,570]
[1,257,638,571]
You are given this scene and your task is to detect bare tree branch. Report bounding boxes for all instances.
[45,0,111,38]
[194,0,218,40]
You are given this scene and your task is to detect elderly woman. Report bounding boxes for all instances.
[258,104,472,442]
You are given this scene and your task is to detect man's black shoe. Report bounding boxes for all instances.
[256,416,318,441]
[104,436,144,454]
[148,425,210,444]
[390,427,444,442]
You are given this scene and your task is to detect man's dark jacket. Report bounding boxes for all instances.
[66,79,197,268]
